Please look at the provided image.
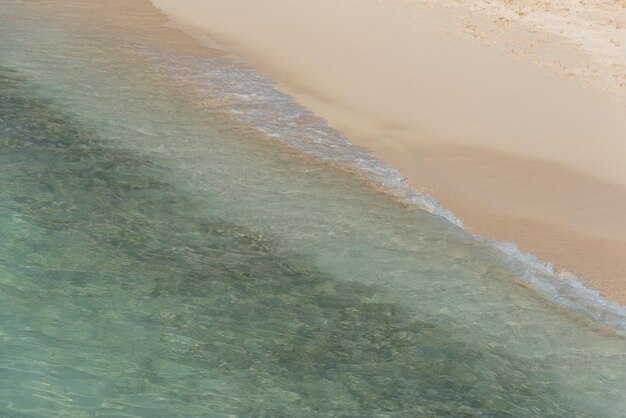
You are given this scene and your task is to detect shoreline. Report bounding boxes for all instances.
[151,0,626,304]
[364,141,626,304]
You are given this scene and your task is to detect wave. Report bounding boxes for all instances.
[140,38,626,334]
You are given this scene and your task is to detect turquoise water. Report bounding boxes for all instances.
[1,1,626,417]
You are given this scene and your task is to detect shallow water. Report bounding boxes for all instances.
[1,1,626,417]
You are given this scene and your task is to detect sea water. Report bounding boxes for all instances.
[0,1,625,417]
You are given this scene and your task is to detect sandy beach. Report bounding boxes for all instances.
[152,0,626,303]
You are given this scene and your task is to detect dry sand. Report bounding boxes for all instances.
[151,0,626,303]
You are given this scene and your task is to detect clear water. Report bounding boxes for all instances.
[1,1,625,417]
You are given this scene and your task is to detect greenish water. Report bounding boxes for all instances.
[1,1,625,417]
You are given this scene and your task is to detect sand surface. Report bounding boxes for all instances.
[151,0,626,303]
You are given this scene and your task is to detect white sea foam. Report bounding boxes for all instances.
[143,43,626,334]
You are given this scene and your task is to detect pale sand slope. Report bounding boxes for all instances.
[151,0,626,303]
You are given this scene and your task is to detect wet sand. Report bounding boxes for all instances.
[151,0,626,303]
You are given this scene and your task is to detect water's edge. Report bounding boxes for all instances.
[151,7,626,334]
